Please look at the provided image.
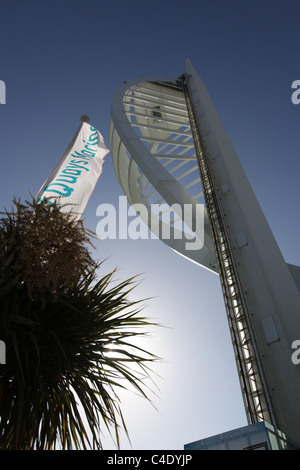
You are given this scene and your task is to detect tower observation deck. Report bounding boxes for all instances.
[109,58,300,446]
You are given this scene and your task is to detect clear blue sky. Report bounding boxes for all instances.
[0,0,300,450]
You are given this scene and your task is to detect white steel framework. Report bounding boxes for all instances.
[110,77,217,271]
[109,59,300,445]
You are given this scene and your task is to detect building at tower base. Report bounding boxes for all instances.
[184,421,299,451]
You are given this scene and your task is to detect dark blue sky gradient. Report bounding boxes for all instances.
[0,0,299,449]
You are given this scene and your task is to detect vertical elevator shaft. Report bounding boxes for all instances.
[182,73,277,427]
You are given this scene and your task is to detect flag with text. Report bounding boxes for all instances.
[37,122,109,219]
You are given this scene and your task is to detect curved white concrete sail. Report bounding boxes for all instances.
[110,76,217,272]
[110,59,300,445]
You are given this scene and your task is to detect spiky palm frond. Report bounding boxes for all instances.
[0,199,160,450]
[0,197,96,299]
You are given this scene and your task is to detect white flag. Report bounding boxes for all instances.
[37,122,109,219]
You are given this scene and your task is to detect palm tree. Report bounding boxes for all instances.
[0,198,159,449]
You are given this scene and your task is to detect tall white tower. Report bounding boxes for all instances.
[109,59,300,445]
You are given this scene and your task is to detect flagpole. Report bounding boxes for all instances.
[80,115,90,123]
